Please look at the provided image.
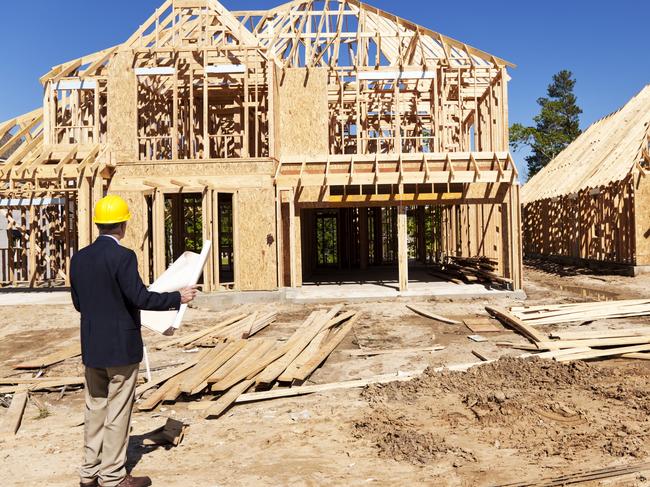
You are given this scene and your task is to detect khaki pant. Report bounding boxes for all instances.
[81,364,139,487]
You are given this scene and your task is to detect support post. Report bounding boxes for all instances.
[77,177,91,249]
[398,204,408,292]
[152,189,166,279]
[201,188,213,292]
[212,190,220,290]
[90,173,103,241]
[289,191,296,288]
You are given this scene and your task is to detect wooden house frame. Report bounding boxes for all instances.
[522,85,650,273]
[0,0,522,290]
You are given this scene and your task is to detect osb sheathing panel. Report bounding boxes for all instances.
[107,51,137,161]
[109,161,275,189]
[634,175,650,265]
[111,190,148,277]
[276,67,329,158]
[114,161,276,177]
[236,188,277,290]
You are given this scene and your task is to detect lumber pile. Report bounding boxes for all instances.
[509,299,650,325]
[137,306,360,419]
[429,256,512,289]
[487,301,650,363]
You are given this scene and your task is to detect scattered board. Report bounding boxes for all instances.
[464,317,503,333]
[13,343,81,369]
[406,304,460,325]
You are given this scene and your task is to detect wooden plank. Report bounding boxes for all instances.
[495,461,650,487]
[177,343,231,394]
[555,343,650,362]
[137,350,210,410]
[189,370,425,411]
[276,310,354,383]
[204,379,254,419]
[0,377,84,394]
[621,352,650,360]
[406,304,460,325]
[291,313,361,382]
[549,327,650,340]
[1,389,28,437]
[210,340,276,391]
[471,350,491,362]
[537,336,650,350]
[186,341,246,395]
[206,340,265,384]
[135,360,201,398]
[530,347,592,360]
[347,346,445,357]
[257,307,345,385]
[13,343,81,369]
[397,205,408,292]
[155,314,248,349]
[463,317,503,333]
[485,306,546,344]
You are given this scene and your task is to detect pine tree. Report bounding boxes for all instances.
[510,70,582,178]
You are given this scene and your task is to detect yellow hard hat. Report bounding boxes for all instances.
[93,195,131,224]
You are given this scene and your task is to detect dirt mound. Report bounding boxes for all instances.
[354,357,650,466]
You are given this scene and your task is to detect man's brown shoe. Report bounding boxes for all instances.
[113,475,152,487]
[80,480,98,487]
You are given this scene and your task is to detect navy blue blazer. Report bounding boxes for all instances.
[70,236,181,368]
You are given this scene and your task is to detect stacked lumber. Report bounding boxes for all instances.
[137,306,360,419]
[428,256,512,289]
[487,302,650,362]
[509,299,650,325]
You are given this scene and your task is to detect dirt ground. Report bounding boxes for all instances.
[1,262,650,486]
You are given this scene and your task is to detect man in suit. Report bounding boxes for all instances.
[71,195,198,487]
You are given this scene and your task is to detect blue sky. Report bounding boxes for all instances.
[1,0,648,179]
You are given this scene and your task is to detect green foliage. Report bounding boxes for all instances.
[510,70,582,179]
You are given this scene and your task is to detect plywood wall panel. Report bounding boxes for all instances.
[107,51,137,161]
[276,67,329,158]
[236,188,277,290]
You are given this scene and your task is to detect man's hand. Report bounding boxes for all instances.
[179,285,199,304]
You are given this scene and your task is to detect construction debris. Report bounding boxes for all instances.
[495,460,650,487]
[509,299,650,325]
[487,299,650,363]
[463,317,503,333]
[142,418,188,447]
[347,346,445,357]
[0,377,84,394]
[0,388,28,437]
[406,304,460,324]
[137,307,359,419]
[13,343,81,370]
[428,256,513,289]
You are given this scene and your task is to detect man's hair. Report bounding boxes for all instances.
[96,222,124,234]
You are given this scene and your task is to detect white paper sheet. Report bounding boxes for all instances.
[141,241,211,335]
